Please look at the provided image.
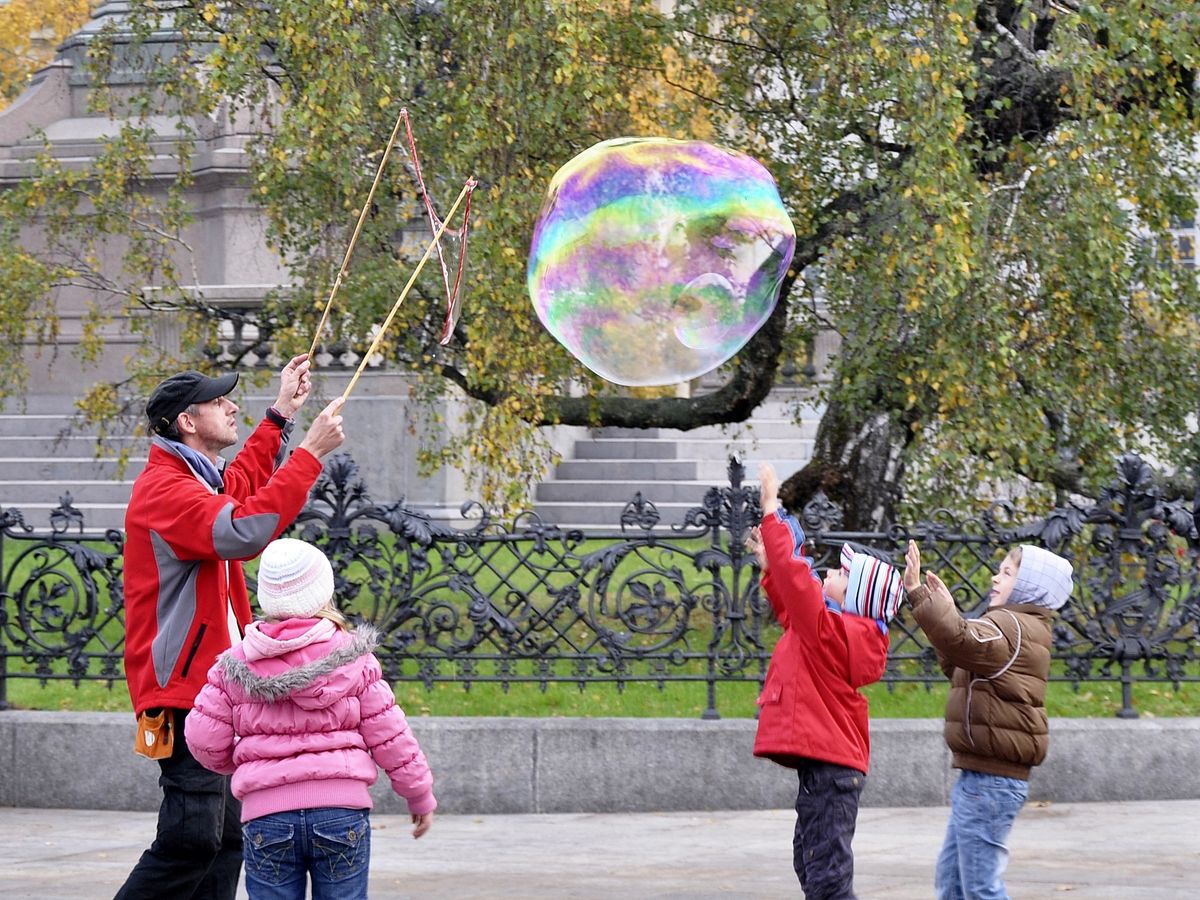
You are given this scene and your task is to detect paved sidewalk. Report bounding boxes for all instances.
[1,800,1195,898]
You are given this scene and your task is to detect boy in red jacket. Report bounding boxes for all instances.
[746,462,902,899]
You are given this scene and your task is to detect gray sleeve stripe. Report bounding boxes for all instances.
[274,419,294,469]
[212,503,280,559]
[149,530,200,688]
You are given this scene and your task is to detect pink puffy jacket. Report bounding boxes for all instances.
[185,618,436,823]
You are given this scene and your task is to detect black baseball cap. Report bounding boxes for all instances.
[146,371,239,436]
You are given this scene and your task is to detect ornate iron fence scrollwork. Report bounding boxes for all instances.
[2,453,1198,717]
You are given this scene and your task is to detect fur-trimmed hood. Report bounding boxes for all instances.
[219,622,380,708]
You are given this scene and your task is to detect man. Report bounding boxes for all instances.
[116,354,346,900]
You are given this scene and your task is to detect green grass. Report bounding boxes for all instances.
[7,674,1200,719]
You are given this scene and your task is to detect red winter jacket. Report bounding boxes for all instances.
[123,417,323,716]
[753,510,890,774]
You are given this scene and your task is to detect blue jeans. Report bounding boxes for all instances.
[242,807,371,900]
[935,770,1029,900]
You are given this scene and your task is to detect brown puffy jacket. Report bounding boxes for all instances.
[908,584,1054,780]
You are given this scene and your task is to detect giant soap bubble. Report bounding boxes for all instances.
[528,137,795,386]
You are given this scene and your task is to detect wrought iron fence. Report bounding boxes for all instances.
[2,453,1198,718]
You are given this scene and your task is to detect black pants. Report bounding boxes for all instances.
[792,760,866,900]
[115,709,242,900]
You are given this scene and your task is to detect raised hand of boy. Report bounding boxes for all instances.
[745,525,768,571]
[758,462,780,516]
[904,540,922,592]
[924,570,955,606]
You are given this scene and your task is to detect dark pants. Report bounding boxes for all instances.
[115,709,243,900]
[792,760,866,900]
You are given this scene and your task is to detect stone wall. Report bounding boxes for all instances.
[3,712,1196,814]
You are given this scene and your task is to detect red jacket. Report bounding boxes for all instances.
[753,510,889,773]
[123,417,323,715]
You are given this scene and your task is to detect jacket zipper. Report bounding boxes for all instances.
[180,623,208,679]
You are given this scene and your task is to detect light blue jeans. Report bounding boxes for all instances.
[242,807,370,900]
[935,770,1029,900]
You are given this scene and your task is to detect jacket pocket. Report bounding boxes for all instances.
[312,810,370,883]
[756,683,782,707]
[179,623,207,679]
[242,818,296,885]
[832,771,865,793]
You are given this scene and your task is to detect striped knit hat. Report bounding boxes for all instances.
[256,539,335,620]
[840,542,856,574]
[845,552,905,622]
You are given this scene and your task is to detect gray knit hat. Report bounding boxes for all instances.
[1008,545,1074,611]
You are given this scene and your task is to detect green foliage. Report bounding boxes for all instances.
[0,0,92,108]
[672,1,1200,515]
[111,0,683,506]
[2,1,1199,515]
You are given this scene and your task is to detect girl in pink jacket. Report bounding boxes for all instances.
[185,538,436,900]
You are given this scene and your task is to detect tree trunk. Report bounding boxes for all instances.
[779,394,914,532]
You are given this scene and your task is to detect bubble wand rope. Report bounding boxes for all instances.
[308,107,411,362]
[339,177,477,405]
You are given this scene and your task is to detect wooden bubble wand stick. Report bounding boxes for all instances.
[307,107,410,361]
[339,177,477,405]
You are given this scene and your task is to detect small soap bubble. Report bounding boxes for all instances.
[528,137,795,386]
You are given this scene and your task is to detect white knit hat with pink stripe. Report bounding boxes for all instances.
[256,538,335,619]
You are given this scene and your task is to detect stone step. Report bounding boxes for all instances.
[694,456,811,482]
[594,419,819,441]
[0,395,94,415]
[573,440,680,461]
[0,457,146,480]
[671,437,816,458]
[530,501,705,529]
[0,408,139,531]
[553,460,700,481]
[536,386,825,527]
[572,434,815,460]
[0,414,140,440]
[4,502,128,533]
[536,480,725,504]
[0,435,143,455]
[0,414,91,438]
[0,480,135,504]
[571,436,815,463]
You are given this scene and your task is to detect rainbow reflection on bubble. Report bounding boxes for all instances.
[528,137,795,386]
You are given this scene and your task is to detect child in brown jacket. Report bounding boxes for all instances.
[904,540,1073,900]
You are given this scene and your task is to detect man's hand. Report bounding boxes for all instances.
[297,398,346,460]
[758,462,780,516]
[274,354,312,419]
[904,540,922,592]
[412,811,434,839]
